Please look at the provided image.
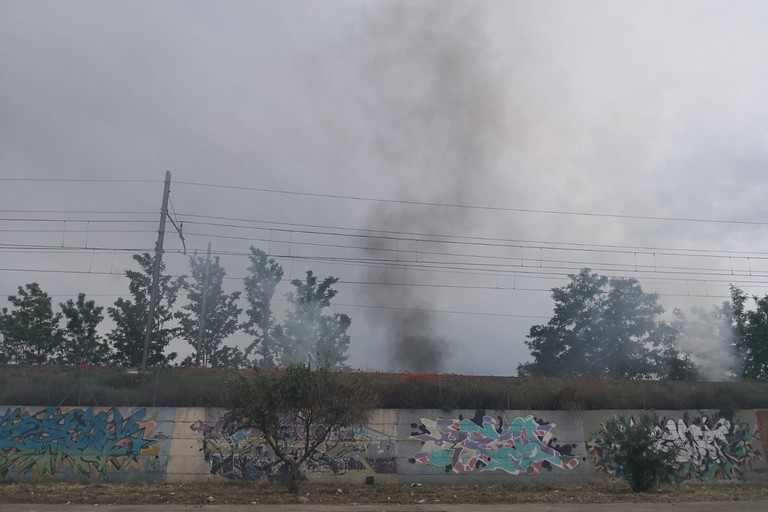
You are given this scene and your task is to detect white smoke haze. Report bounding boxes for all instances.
[677,306,741,381]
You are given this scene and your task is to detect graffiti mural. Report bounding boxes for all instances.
[0,407,160,480]
[588,412,762,480]
[757,410,768,456]
[408,410,579,475]
[190,414,396,481]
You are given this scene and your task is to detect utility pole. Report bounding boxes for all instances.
[197,242,212,367]
[141,171,172,371]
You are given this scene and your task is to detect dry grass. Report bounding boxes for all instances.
[1,482,768,506]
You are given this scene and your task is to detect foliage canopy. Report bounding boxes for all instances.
[178,253,243,368]
[0,283,63,364]
[242,248,350,369]
[728,286,768,381]
[518,269,697,380]
[107,253,181,367]
[242,248,284,367]
[60,293,110,365]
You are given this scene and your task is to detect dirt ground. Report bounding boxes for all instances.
[1,482,768,506]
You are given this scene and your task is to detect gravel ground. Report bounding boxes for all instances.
[1,482,768,506]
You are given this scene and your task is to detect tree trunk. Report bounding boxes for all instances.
[287,463,301,494]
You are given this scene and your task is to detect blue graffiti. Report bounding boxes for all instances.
[0,407,156,478]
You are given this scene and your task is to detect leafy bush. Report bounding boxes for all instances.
[224,364,378,493]
[593,414,679,492]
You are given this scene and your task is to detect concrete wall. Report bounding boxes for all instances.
[582,409,767,483]
[0,406,175,482]
[1,406,766,484]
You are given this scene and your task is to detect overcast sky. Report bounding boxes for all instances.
[2,0,768,375]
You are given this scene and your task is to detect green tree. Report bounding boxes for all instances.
[282,271,350,369]
[1,283,63,364]
[207,345,249,369]
[593,414,679,492]
[242,248,284,368]
[224,364,376,493]
[60,293,110,365]
[518,269,696,380]
[178,253,243,368]
[727,286,768,380]
[108,253,180,367]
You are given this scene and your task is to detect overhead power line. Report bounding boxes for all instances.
[0,218,156,223]
[0,210,156,215]
[4,177,767,226]
[0,229,155,234]
[0,178,159,183]
[177,230,768,278]
[0,243,156,252]
[173,180,768,226]
[4,209,768,259]
[177,220,768,261]
[0,264,745,301]
[5,212,768,258]
[0,242,760,291]
[3,236,768,292]
[325,302,550,319]
[11,213,767,266]
[1,192,767,297]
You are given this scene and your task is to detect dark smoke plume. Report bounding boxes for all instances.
[352,2,511,372]
[392,311,449,373]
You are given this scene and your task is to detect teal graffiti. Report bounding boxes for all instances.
[0,407,156,478]
[408,410,578,475]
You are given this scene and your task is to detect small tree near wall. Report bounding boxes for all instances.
[593,414,680,492]
[224,364,376,493]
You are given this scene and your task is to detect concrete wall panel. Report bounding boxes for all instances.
[3,406,767,485]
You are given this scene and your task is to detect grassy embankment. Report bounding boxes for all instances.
[1,365,767,411]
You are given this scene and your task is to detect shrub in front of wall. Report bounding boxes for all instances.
[593,413,680,492]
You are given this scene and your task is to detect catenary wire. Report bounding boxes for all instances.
[2,240,768,290]
[4,211,768,259]
[0,265,745,300]
[3,177,765,226]
[173,180,768,226]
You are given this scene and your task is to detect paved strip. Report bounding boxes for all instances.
[1,503,767,512]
